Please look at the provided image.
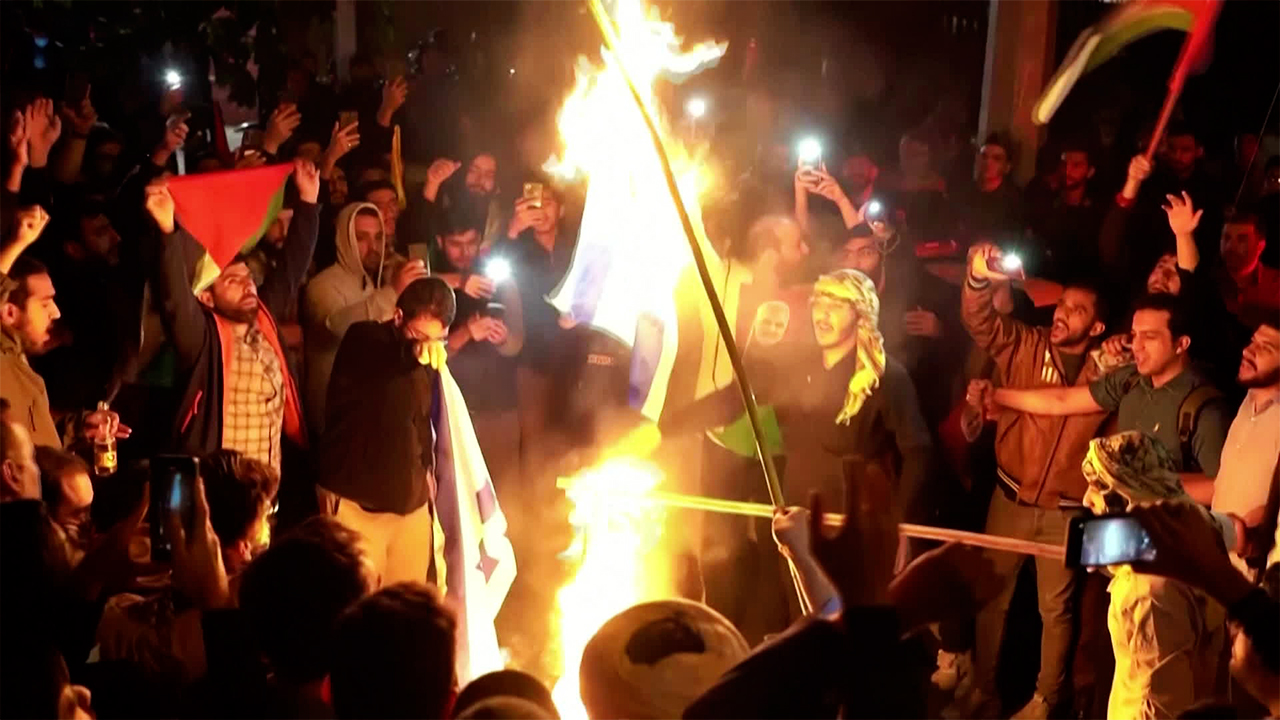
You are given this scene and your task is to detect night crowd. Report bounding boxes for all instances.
[1,20,1279,720]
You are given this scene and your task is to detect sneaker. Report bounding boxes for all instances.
[932,650,959,691]
[1011,694,1051,720]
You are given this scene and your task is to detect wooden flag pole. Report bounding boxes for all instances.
[583,0,785,510]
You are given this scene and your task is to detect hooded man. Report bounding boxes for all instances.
[1081,432,1233,720]
[302,202,429,434]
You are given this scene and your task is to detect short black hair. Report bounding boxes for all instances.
[5,256,50,308]
[1058,138,1094,164]
[436,205,485,239]
[35,446,88,511]
[1062,275,1110,328]
[356,179,396,201]
[1132,292,1192,341]
[1165,122,1200,144]
[201,449,280,546]
[1223,208,1266,239]
[331,582,457,720]
[239,516,369,684]
[397,277,457,326]
[981,131,1015,163]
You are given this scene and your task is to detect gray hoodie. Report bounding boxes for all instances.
[302,202,395,434]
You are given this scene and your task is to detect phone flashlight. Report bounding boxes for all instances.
[164,69,183,90]
[1000,253,1023,273]
[686,96,708,119]
[864,199,885,220]
[485,257,512,283]
[797,137,822,168]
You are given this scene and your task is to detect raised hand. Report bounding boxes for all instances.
[423,158,462,202]
[967,242,1011,282]
[321,121,360,176]
[393,259,429,294]
[809,461,899,608]
[145,181,176,234]
[507,196,542,239]
[26,98,62,167]
[59,88,98,137]
[293,158,320,204]
[466,313,496,342]
[903,306,942,338]
[1121,154,1153,201]
[487,318,509,345]
[1101,333,1132,358]
[8,109,29,169]
[263,102,302,155]
[152,118,190,169]
[13,205,50,248]
[462,273,495,300]
[168,475,231,609]
[378,76,409,126]
[1163,191,1203,237]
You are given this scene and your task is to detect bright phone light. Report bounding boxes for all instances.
[865,200,884,217]
[797,136,822,163]
[164,69,183,90]
[485,257,512,283]
[685,96,707,119]
[1001,253,1023,272]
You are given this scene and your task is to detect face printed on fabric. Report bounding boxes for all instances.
[1082,459,1130,516]
[79,214,122,265]
[752,301,791,347]
[200,262,260,324]
[836,235,882,277]
[810,293,857,349]
[1146,254,1182,295]
[366,188,399,237]
[440,229,480,273]
[353,213,386,274]
[1219,222,1264,278]
[1239,325,1280,388]
[1050,288,1102,347]
[1130,308,1185,378]
[465,154,498,197]
[3,273,60,354]
[1164,134,1199,179]
[1059,151,1093,191]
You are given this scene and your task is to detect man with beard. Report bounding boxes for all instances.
[422,152,503,252]
[793,149,879,232]
[1028,141,1103,280]
[317,278,453,585]
[303,203,428,434]
[958,242,1111,719]
[951,133,1025,242]
[145,160,320,479]
[1209,319,1280,580]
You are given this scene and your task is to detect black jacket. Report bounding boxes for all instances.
[317,320,437,514]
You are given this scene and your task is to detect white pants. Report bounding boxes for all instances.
[334,498,434,588]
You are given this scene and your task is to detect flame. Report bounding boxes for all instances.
[551,457,676,718]
[545,1,726,715]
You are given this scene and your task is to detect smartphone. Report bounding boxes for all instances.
[485,302,507,321]
[338,110,360,129]
[149,455,199,562]
[1065,514,1156,568]
[241,127,265,151]
[522,182,544,209]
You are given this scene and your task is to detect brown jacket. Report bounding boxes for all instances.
[961,278,1108,507]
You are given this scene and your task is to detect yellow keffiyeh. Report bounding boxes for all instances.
[812,269,886,425]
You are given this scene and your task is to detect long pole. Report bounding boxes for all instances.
[583,0,785,509]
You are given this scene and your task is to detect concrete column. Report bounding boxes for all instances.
[978,0,1057,183]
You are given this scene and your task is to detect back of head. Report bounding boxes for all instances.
[200,449,279,547]
[578,599,749,719]
[452,670,558,720]
[457,697,556,720]
[397,276,457,326]
[239,516,369,685]
[331,582,457,720]
[35,446,88,511]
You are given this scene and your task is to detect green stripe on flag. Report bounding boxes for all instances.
[1088,6,1193,72]
[708,404,785,459]
[241,182,288,256]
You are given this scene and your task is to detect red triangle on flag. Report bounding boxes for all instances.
[168,163,294,270]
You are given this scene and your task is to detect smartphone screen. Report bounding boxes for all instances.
[1067,515,1156,567]
[485,302,507,320]
[149,455,199,562]
[338,110,360,129]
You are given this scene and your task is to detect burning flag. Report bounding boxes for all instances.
[544,0,726,422]
[1033,0,1221,125]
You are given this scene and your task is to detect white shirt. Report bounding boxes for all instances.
[1211,388,1279,575]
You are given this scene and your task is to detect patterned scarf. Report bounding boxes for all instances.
[812,269,886,425]
[1081,431,1186,513]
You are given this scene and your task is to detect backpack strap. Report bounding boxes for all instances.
[1177,384,1223,469]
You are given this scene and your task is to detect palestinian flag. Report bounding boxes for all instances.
[1034,0,1221,125]
[708,405,785,459]
[167,163,294,292]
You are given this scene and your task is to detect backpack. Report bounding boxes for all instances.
[1120,373,1223,472]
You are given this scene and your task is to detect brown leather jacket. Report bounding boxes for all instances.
[962,279,1109,508]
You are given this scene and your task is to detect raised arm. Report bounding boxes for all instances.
[961,242,1035,374]
[258,160,320,318]
[145,181,210,369]
[1163,191,1202,272]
